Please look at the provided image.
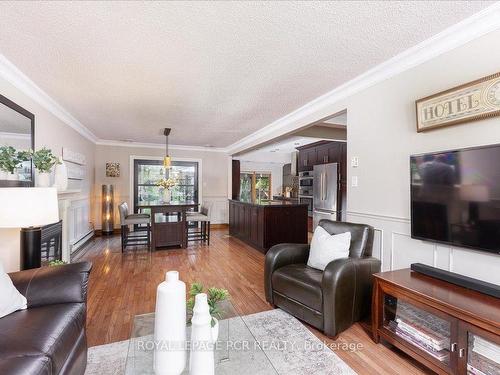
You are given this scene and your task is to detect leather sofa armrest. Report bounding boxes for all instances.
[264,243,310,304]
[9,262,92,308]
[321,256,381,337]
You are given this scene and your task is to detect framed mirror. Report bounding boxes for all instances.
[0,93,35,187]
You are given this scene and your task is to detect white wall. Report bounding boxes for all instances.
[94,144,230,226]
[239,160,285,196]
[310,29,500,284]
[0,77,96,272]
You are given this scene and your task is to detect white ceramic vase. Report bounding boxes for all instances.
[54,158,68,191]
[162,188,171,203]
[6,172,18,180]
[154,271,187,375]
[37,172,51,187]
[189,293,215,375]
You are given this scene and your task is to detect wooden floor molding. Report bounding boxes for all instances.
[81,229,431,374]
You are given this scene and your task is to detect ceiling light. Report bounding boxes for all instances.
[163,128,171,168]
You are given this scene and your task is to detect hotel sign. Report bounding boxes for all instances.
[416,72,500,132]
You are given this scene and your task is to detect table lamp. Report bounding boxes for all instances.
[0,188,59,270]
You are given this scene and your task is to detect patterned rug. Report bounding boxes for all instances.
[86,309,356,375]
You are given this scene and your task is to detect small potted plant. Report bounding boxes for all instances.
[48,260,67,266]
[0,146,31,180]
[32,147,60,187]
[187,282,230,342]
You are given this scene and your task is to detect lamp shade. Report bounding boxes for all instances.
[0,188,59,228]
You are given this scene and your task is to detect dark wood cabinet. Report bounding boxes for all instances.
[316,143,330,164]
[231,160,240,200]
[372,269,500,375]
[296,140,347,220]
[228,200,308,253]
[297,140,346,170]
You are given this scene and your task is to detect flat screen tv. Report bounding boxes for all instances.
[411,144,500,255]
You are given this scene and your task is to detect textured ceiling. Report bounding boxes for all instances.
[0,1,493,147]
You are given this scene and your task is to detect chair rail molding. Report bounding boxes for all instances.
[346,209,500,285]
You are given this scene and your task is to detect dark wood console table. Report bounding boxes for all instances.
[372,269,500,375]
[137,202,198,250]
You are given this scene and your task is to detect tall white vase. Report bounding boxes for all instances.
[37,172,51,187]
[189,293,215,375]
[154,271,187,375]
[162,188,171,203]
[54,158,68,191]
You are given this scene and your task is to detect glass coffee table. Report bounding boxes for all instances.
[125,301,278,374]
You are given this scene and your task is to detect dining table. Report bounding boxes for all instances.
[136,201,198,250]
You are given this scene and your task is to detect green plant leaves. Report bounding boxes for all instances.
[32,147,60,173]
[0,146,31,173]
[186,282,230,321]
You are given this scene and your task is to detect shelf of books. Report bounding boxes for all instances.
[467,333,500,375]
[382,295,451,368]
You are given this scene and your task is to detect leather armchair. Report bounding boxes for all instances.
[265,220,380,337]
[0,262,92,375]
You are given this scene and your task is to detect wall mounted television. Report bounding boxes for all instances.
[411,143,500,255]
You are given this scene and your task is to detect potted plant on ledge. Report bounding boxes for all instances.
[0,146,31,180]
[187,282,230,342]
[32,147,60,187]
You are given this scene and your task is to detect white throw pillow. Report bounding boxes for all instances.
[0,261,27,318]
[307,226,351,271]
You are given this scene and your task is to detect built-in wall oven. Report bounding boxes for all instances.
[299,171,314,216]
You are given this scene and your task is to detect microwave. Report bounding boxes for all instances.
[299,178,313,187]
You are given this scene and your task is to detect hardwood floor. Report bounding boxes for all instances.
[78,228,431,375]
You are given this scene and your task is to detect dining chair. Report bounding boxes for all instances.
[187,205,210,245]
[118,202,151,251]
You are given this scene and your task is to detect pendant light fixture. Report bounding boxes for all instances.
[163,128,171,168]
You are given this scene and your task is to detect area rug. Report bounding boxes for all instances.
[86,308,356,375]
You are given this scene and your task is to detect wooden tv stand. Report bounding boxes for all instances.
[372,269,500,375]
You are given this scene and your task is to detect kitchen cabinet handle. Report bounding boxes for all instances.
[459,348,465,358]
[320,173,324,200]
[324,170,328,200]
[450,343,457,352]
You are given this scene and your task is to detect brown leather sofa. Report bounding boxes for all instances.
[265,220,380,337]
[0,262,92,375]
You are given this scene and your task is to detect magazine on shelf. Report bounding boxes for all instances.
[469,346,500,375]
[395,301,450,347]
[467,363,488,375]
[388,321,449,362]
[395,319,447,351]
[472,335,500,364]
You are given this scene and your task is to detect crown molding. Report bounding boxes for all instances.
[226,3,500,155]
[95,139,228,153]
[0,54,98,143]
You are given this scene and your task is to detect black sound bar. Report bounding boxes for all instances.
[410,263,500,299]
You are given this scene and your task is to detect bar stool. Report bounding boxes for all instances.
[187,205,210,245]
[118,202,151,252]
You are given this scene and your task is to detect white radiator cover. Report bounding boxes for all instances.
[58,193,93,262]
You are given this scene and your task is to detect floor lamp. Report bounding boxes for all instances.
[0,188,59,270]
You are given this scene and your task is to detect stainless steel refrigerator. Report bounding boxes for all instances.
[313,162,339,229]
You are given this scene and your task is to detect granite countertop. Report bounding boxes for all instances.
[229,198,307,207]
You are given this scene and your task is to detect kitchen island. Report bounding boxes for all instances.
[228,199,308,253]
